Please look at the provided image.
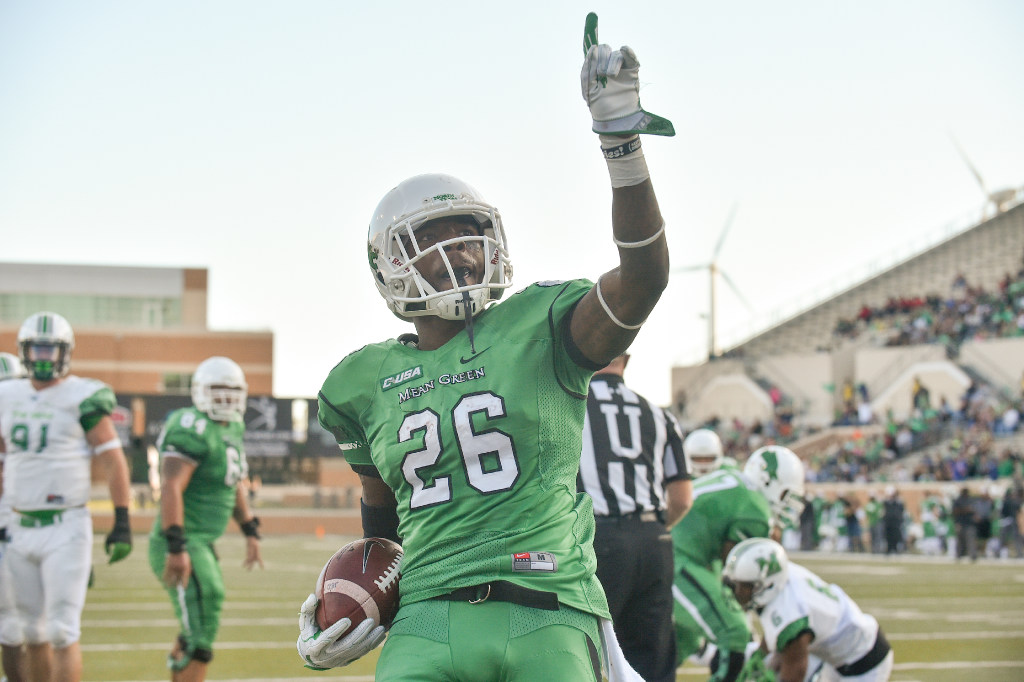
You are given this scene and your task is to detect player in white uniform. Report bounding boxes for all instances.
[722,538,893,682]
[0,352,28,682]
[0,313,134,682]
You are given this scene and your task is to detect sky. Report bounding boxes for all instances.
[2,1,1022,406]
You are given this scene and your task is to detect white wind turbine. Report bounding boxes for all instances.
[672,203,755,360]
[950,135,1022,216]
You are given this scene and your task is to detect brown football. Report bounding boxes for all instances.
[315,537,403,631]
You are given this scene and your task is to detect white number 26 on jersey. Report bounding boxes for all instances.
[399,391,520,509]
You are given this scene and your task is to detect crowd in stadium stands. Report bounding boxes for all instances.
[792,483,1024,560]
[810,374,1024,484]
[691,374,1022,487]
[833,258,1024,352]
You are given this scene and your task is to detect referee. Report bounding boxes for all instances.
[578,353,692,682]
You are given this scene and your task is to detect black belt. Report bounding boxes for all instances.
[595,510,661,524]
[836,629,891,676]
[431,580,559,611]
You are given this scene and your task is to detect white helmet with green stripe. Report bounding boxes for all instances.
[722,537,789,610]
[17,311,75,381]
[0,352,26,381]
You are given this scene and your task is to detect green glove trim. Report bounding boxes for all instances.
[106,541,132,564]
[593,110,675,137]
[583,12,606,89]
[583,12,598,55]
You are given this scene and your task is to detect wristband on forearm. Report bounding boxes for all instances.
[240,516,261,539]
[113,506,130,528]
[163,524,186,554]
[601,134,650,188]
[361,499,401,545]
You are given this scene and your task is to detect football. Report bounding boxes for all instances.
[315,537,403,632]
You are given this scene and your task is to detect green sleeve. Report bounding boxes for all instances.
[776,616,812,652]
[548,279,600,398]
[158,409,211,464]
[318,390,372,466]
[79,385,116,432]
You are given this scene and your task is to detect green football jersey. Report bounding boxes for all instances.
[318,280,610,618]
[150,406,248,543]
[671,468,772,568]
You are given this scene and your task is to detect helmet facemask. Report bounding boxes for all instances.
[194,385,247,422]
[385,215,503,320]
[773,489,807,527]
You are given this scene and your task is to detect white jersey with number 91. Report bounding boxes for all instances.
[0,376,116,511]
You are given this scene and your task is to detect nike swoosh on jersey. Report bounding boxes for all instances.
[459,347,492,364]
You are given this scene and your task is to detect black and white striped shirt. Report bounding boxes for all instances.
[578,374,689,517]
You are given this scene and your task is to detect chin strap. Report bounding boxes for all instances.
[458,281,476,353]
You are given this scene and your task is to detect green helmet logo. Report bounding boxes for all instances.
[762,450,780,481]
[756,551,783,576]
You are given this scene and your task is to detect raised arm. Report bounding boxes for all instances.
[571,14,674,365]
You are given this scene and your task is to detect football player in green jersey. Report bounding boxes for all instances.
[148,357,263,682]
[671,445,805,682]
[297,14,675,682]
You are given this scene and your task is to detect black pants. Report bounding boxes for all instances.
[594,513,676,682]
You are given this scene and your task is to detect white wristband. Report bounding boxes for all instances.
[601,135,650,189]
[93,438,122,455]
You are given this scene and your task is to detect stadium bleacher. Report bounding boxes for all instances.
[672,197,1024,487]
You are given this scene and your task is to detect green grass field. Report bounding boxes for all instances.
[79,534,1024,681]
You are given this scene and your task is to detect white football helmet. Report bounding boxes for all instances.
[743,445,806,526]
[683,428,724,476]
[191,356,248,422]
[722,537,789,610]
[17,311,75,381]
[0,352,26,381]
[367,173,513,320]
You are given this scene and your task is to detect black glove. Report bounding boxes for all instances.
[105,507,133,564]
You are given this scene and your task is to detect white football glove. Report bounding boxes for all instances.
[296,593,387,670]
[580,13,674,137]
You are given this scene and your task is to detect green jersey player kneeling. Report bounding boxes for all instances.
[298,15,676,681]
[723,538,894,681]
[148,356,263,681]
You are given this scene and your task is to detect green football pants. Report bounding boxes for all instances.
[672,561,750,665]
[149,537,224,657]
[376,598,602,681]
